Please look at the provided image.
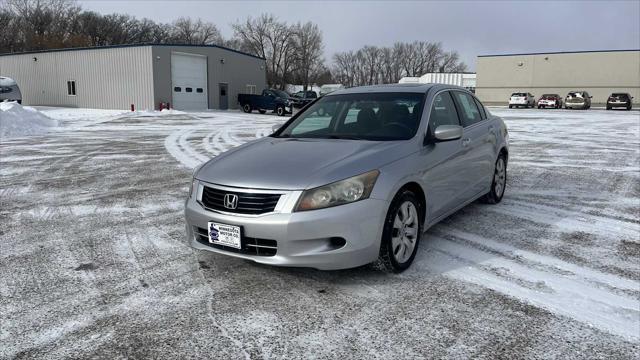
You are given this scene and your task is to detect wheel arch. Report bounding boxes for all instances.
[396,181,427,227]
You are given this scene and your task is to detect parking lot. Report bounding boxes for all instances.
[1,107,639,358]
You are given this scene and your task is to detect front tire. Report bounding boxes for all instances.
[481,154,507,204]
[508,105,513,109]
[376,190,423,273]
[276,105,285,116]
[242,104,252,113]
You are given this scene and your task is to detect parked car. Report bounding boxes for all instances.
[537,94,563,109]
[185,84,509,272]
[319,84,344,96]
[0,76,22,104]
[606,93,633,110]
[565,91,592,109]
[291,90,318,107]
[238,89,294,116]
[508,92,535,108]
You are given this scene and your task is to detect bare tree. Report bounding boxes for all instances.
[232,14,295,88]
[170,17,222,45]
[290,21,323,91]
[332,41,466,87]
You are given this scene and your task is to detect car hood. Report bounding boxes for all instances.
[196,137,411,190]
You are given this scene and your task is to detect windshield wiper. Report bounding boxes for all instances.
[326,135,367,140]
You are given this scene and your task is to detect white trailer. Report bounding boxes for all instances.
[399,72,476,92]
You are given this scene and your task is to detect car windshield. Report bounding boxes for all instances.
[612,93,629,98]
[275,92,426,141]
[567,92,583,97]
[541,94,556,99]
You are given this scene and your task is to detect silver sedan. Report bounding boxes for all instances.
[184,84,509,272]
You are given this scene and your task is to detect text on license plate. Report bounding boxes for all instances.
[208,221,241,249]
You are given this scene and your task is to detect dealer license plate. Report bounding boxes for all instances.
[208,222,241,249]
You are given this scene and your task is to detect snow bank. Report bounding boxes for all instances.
[0,101,58,139]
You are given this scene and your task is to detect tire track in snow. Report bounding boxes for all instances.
[164,129,209,169]
[484,199,640,241]
[413,227,640,341]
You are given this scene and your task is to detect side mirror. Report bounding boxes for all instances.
[272,124,281,133]
[434,125,463,142]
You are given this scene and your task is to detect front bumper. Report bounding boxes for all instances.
[607,101,630,107]
[566,102,586,108]
[184,187,389,270]
[509,100,528,105]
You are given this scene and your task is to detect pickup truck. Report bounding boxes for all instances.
[238,89,295,116]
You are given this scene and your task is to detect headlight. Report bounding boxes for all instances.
[190,163,204,198]
[295,170,379,211]
[189,178,198,198]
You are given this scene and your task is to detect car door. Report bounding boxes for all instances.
[451,90,495,200]
[421,91,472,221]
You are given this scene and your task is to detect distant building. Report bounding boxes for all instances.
[0,44,267,110]
[475,49,640,105]
[399,72,476,92]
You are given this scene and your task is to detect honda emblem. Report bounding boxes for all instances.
[223,194,238,210]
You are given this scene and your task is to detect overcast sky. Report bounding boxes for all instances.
[78,0,640,71]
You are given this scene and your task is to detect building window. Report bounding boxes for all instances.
[185,87,193,93]
[196,88,203,93]
[246,85,256,94]
[174,87,182,92]
[67,80,76,96]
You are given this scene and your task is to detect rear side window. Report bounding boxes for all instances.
[429,92,460,128]
[473,98,487,119]
[452,91,483,127]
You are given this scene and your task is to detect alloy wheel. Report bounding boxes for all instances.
[391,201,419,263]
[494,157,506,197]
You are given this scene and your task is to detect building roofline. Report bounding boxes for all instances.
[0,43,266,60]
[478,49,640,58]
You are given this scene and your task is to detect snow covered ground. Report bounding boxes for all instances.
[1,107,639,358]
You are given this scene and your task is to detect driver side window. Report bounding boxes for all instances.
[429,92,460,129]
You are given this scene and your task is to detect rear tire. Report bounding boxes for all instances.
[481,154,507,204]
[508,105,513,109]
[276,105,285,116]
[606,106,611,110]
[376,190,423,273]
[242,104,252,113]
[627,104,632,110]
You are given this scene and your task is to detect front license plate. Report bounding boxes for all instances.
[208,222,241,249]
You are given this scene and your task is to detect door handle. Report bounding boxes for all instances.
[462,138,471,147]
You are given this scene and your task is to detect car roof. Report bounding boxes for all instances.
[326,83,464,96]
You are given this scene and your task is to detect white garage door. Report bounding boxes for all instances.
[171,53,208,110]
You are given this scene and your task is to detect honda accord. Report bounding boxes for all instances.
[185,84,509,272]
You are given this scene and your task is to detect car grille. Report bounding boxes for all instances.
[194,227,277,256]
[201,186,281,215]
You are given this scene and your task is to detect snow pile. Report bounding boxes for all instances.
[0,101,58,139]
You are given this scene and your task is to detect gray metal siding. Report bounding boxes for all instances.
[476,50,640,105]
[0,46,154,109]
[152,46,267,110]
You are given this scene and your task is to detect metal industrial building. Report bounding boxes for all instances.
[475,49,640,106]
[399,72,477,92]
[0,44,267,110]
